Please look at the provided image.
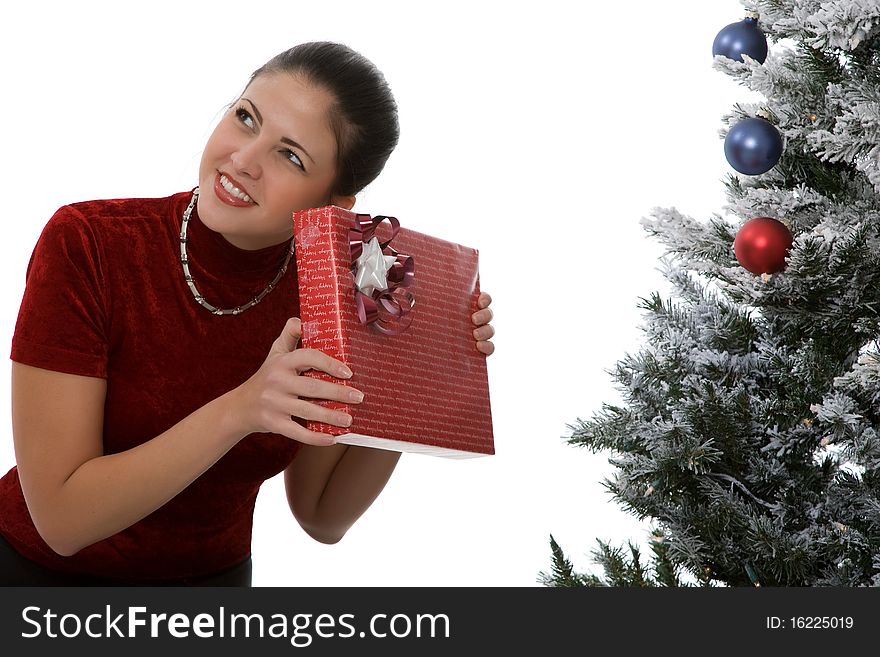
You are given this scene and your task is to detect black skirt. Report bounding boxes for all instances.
[0,533,252,587]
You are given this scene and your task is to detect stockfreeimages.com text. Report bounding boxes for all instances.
[21,605,450,646]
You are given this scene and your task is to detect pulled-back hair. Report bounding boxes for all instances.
[249,42,399,197]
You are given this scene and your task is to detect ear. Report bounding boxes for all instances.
[330,194,356,210]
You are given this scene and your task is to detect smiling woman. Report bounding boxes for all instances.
[199,74,348,250]
[0,41,496,586]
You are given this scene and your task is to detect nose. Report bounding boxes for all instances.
[230,140,263,180]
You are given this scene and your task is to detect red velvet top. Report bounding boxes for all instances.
[0,191,302,581]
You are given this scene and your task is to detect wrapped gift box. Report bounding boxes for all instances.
[292,206,494,458]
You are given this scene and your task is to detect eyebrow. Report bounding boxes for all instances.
[241,97,316,164]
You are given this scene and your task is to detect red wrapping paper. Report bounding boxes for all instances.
[292,206,495,458]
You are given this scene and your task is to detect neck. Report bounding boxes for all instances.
[217,229,294,251]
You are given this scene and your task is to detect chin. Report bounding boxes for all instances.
[196,186,235,232]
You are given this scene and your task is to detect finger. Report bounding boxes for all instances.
[271,417,339,447]
[288,397,354,428]
[473,325,495,341]
[471,307,494,325]
[478,292,492,309]
[290,376,365,404]
[270,317,303,356]
[477,340,495,356]
[283,348,353,379]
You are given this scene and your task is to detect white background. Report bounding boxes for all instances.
[0,0,764,585]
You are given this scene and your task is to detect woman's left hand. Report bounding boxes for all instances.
[472,291,495,356]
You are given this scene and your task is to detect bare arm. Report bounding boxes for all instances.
[12,363,245,556]
[283,291,496,543]
[13,317,358,557]
[285,444,400,544]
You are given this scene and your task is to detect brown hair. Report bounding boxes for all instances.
[249,42,400,197]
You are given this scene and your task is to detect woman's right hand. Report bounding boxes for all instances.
[11,316,357,556]
[230,317,363,446]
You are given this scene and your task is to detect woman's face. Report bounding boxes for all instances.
[197,71,354,250]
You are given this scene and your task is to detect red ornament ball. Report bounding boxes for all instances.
[733,217,792,274]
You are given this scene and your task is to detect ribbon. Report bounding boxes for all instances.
[349,214,415,335]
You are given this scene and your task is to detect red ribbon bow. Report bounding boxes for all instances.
[349,214,415,335]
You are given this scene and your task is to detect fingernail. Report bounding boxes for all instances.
[341,414,353,427]
[338,365,353,378]
[348,389,364,403]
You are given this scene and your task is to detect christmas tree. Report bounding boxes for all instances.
[542,1,880,587]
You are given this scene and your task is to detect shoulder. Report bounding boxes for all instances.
[60,192,190,228]
[39,192,191,247]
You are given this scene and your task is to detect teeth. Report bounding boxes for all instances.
[219,175,253,203]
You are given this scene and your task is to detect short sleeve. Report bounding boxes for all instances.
[10,205,109,378]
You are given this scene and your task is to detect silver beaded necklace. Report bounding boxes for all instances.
[179,187,293,316]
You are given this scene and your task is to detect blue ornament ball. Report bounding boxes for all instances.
[713,16,768,63]
[724,117,783,175]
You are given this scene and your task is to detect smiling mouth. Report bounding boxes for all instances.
[218,173,254,204]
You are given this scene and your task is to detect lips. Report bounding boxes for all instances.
[213,172,257,207]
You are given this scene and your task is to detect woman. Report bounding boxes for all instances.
[0,42,495,586]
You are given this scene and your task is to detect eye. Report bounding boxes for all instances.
[282,149,305,171]
[235,107,255,129]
